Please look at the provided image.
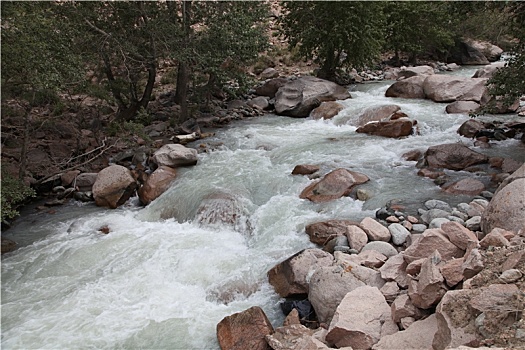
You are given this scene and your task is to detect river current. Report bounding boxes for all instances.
[2,66,524,349]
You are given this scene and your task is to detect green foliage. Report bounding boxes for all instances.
[106,120,150,143]
[447,2,515,46]
[1,172,36,223]
[384,2,457,64]
[160,68,178,85]
[486,2,525,110]
[1,2,84,101]
[279,1,385,80]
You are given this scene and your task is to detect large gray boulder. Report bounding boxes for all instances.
[326,286,398,349]
[299,168,369,203]
[151,144,198,168]
[267,248,334,297]
[308,265,366,324]
[481,163,525,235]
[423,75,488,103]
[397,65,435,79]
[373,314,438,350]
[93,165,137,209]
[354,104,401,127]
[254,77,288,98]
[469,40,504,62]
[472,61,506,79]
[445,101,480,114]
[385,75,426,99]
[275,76,351,117]
[424,143,488,170]
[448,39,490,65]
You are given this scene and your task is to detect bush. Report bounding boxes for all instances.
[1,173,36,223]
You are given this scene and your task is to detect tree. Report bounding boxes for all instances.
[278,1,385,81]
[166,1,269,121]
[383,2,457,65]
[76,2,166,121]
[1,1,84,179]
[75,1,269,123]
[487,2,525,109]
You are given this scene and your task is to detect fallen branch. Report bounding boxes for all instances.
[36,138,119,185]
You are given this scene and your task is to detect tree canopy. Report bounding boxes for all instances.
[487,2,525,109]
[279,1,385,80]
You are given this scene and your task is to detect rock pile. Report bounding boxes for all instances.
[216,164,525,350]
[384,62,520,115]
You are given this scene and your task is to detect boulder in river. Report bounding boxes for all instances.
[310,101,344,120]
[356,119,414,138]
[138,166,178,205]
[151,144,198,168]
[275,76,351,118]
[300,168,369,203]
[472,61,506,79]
[424,143,488,170]
[423,75,488,103]
[385,75,426,99]
[92,164,137,209]
[354,104,401,127]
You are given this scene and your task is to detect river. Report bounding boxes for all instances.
[2,65,524,349]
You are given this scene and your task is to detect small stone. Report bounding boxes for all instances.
[361,241,398,258]
[499,269,523,283]
[457,203,471,214]
[480,191,493,199]
[407,216,419,224]
[429,218,450,229]
[465,216,481,231]
[411,224,427,233]
[389,223,411,245]
[386,215,400,223]
[451,209,468,221]
[402,221,413,231]
[421,209,451,224]
[424,199,452,212]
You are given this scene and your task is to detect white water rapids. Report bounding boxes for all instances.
[2,66,524,349]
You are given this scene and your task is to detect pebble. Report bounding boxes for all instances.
[407,216,418,224]
[457,203,471,214]
[451,209,468,221]
[421,209,451,224]
[429,217,450,229]
[466,216,482,231]
[499,269,523,283]
[386,216,400,223]
[412,224,427,233]
[424,199,452,212]
[361,241,398,258]
[388,223,411,246]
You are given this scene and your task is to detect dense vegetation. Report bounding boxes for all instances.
[1,1,524,224]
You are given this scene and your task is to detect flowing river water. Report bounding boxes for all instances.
[2,65,524,349]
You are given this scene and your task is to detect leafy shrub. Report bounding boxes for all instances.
[1,173,36,223]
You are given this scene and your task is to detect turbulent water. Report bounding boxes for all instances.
[2,66,524,349]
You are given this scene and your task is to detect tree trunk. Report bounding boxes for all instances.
[175,61,190,122]
[18,105,32,180]
[174,0,192,123]
[318,49,337,81]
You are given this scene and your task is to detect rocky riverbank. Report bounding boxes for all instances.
[216,163,525,350]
